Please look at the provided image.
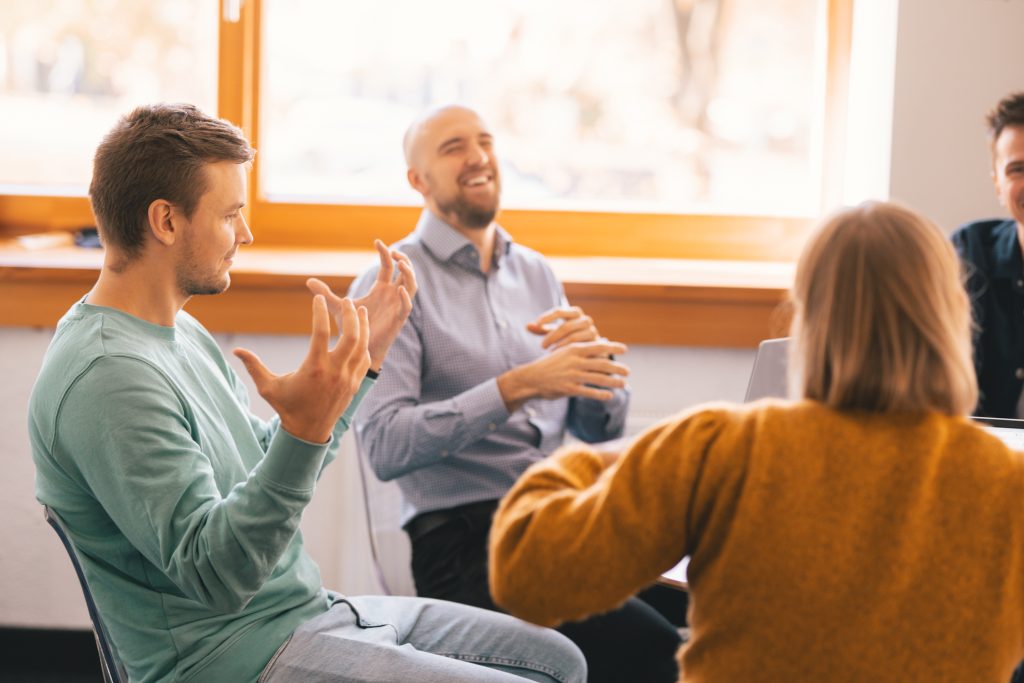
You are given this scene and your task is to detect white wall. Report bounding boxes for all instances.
[0,327,753,629]
[887,0,1024,232]
[1,328,91,628]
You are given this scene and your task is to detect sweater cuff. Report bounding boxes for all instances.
[257,428,331,492]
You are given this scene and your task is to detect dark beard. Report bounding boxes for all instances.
[439,195,498,229]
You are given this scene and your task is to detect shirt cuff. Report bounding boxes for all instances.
[453,377,512,430]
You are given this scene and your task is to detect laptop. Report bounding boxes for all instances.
[661,338,1024,590]
[744,337,791,402]
[741,336,1024,447]
[972,417,1024,449]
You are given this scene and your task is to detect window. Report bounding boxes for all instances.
[262,0,824,216]
[0,0,218,191]
[0,0,852,261]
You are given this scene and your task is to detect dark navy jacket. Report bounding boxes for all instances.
[951,218,1024,418]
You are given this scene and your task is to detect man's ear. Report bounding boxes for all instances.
[147,199,177,246]
[407,167,427,196]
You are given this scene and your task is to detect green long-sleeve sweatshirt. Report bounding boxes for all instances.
[29,302,372,683]
[491,400,1024,681]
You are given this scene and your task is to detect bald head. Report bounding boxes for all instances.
[403,104,501,231]
[403,105,487,168]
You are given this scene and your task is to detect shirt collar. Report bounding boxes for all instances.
[991,219,1023,279]
[414,209,513,269]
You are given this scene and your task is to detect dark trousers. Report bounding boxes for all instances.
[407,500,684,683]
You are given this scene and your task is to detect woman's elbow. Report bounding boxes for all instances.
[488,527,559,626]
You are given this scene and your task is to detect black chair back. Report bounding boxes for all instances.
[43,505,127,683]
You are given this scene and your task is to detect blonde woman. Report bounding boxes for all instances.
[489,201,1024,681]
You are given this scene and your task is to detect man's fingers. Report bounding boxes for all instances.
[399,286,413,314]
[375,239,395,282]
[541,316,595,348]
[307,277,344,315]
[579,371,628,389]
[331,297,359,357]
[594,341,628,356]
[547,328,600,350]
[566,340,628,357]
[395,256,418,298]
[529,307,587,340]
[577,356,630,376]
[232,347,275,389]
[354,305,371,368]
[391,250,414,267]
[529,306,581,330]
[309,294,331,356]
[306,277,330,298]
[572,385,615,402]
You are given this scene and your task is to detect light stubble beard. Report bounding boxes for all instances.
[177,267,230,297]
[176,242,231,296]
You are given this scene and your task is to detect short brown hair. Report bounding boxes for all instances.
[88,103,254,260]
[987,92,1024,145]
[789,201,977,415]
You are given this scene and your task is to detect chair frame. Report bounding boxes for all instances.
[354,447,397,595]
[43,505,127,683]
[353,438,417,596]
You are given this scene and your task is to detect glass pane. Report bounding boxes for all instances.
[262,0,825,215]
[0,0,218,193]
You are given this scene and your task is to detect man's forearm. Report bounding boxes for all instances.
[360,378,511,481]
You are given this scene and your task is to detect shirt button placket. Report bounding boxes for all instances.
[486,279,515,368]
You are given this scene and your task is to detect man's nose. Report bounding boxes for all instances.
[237,212,254,246]
[467,144,489,167]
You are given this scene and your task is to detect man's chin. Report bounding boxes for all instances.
[185,276,230,297]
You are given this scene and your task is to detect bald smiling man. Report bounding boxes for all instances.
[350,105,684,683]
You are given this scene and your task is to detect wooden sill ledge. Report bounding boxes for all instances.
[0,241,795,347]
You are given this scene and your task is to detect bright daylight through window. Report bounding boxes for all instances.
[0,0,218,193]
[261,0,825,216]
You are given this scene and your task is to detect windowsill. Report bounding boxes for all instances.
[0,239,794,347]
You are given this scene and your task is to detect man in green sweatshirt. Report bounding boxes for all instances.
[28,103,585,683]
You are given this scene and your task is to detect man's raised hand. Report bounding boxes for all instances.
[233,294,371,444]
[307,239,416,371]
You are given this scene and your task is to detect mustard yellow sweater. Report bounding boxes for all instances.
[490,400,1024,682]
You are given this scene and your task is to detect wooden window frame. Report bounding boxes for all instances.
[0,0,852,257]
[0,0,852,346]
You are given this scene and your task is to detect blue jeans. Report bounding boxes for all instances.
[259,595,587,683]
[409,500,682,683]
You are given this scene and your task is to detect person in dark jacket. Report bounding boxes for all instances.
[952,92,1024,418]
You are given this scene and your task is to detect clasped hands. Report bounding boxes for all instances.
[498,305,630,412]
[233,240,417,443]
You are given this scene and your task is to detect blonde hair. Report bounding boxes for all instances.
[789,201,977,415]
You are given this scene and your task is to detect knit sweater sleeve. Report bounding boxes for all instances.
[489,404,736,627]
[51,355,335,613]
